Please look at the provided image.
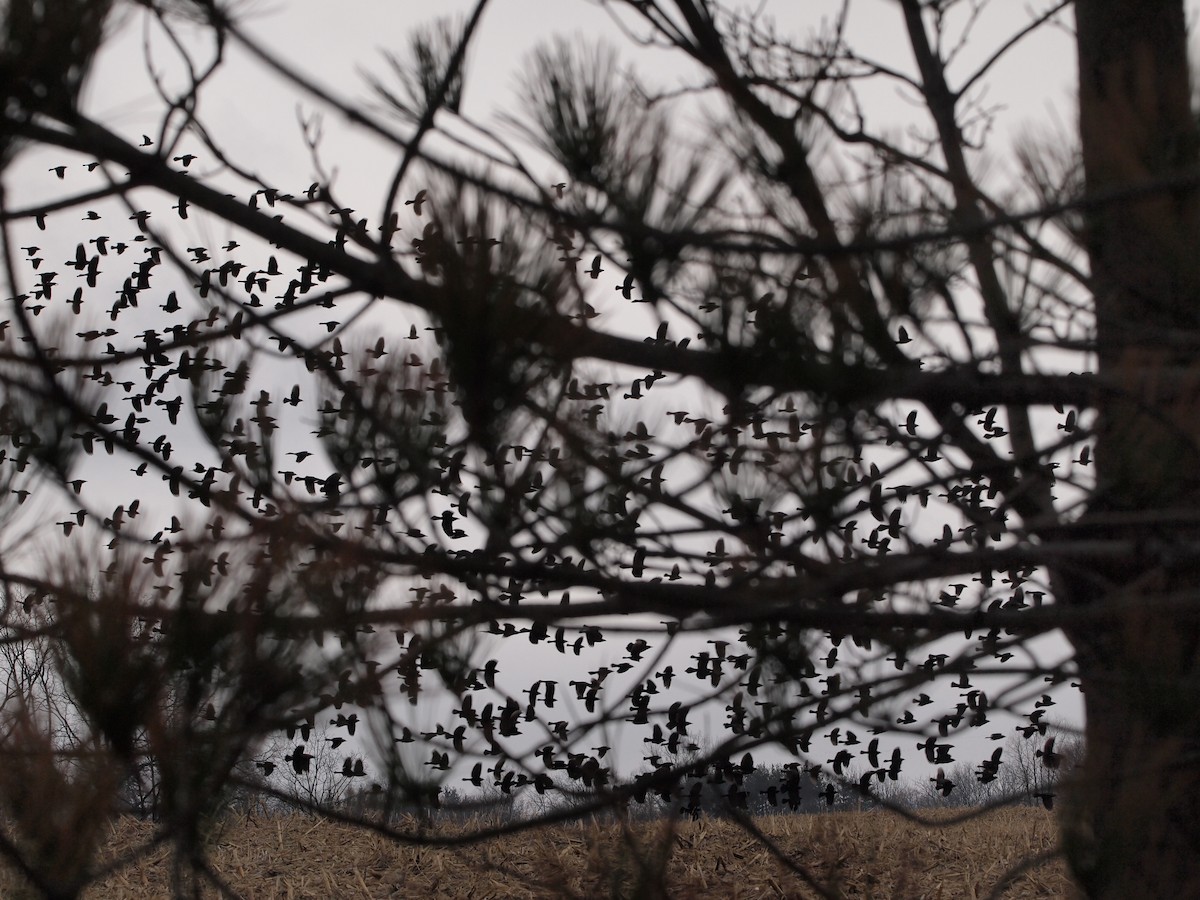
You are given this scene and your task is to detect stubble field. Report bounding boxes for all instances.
[15,806,1077,899]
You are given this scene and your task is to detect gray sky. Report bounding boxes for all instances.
[3,0,1136,792]
[63,1,1086,215]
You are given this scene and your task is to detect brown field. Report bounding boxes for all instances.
[12,807,1077,898]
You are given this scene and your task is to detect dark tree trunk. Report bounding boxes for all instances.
[1068,1,1200,895]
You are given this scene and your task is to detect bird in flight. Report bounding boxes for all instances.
[405,189,428,216]
[585,255,604,279]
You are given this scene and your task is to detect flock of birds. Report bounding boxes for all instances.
[0,136,1078,820]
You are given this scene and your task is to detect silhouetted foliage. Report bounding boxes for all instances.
[0,1,1195,897]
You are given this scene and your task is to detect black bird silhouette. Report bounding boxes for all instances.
[931,767,954,797]
[405,189,428,216]
[584,255,604,279]
[1037,737,1061,769]
[285,745,313,774]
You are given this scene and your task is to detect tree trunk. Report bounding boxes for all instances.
[1067,1,1200,895]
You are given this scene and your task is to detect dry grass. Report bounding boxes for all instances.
[4,807,1077,898]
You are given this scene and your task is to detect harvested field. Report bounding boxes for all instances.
[13,807,1076,898]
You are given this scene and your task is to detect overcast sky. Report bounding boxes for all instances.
[57,1,1087,214]
[10,0,1176,784]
